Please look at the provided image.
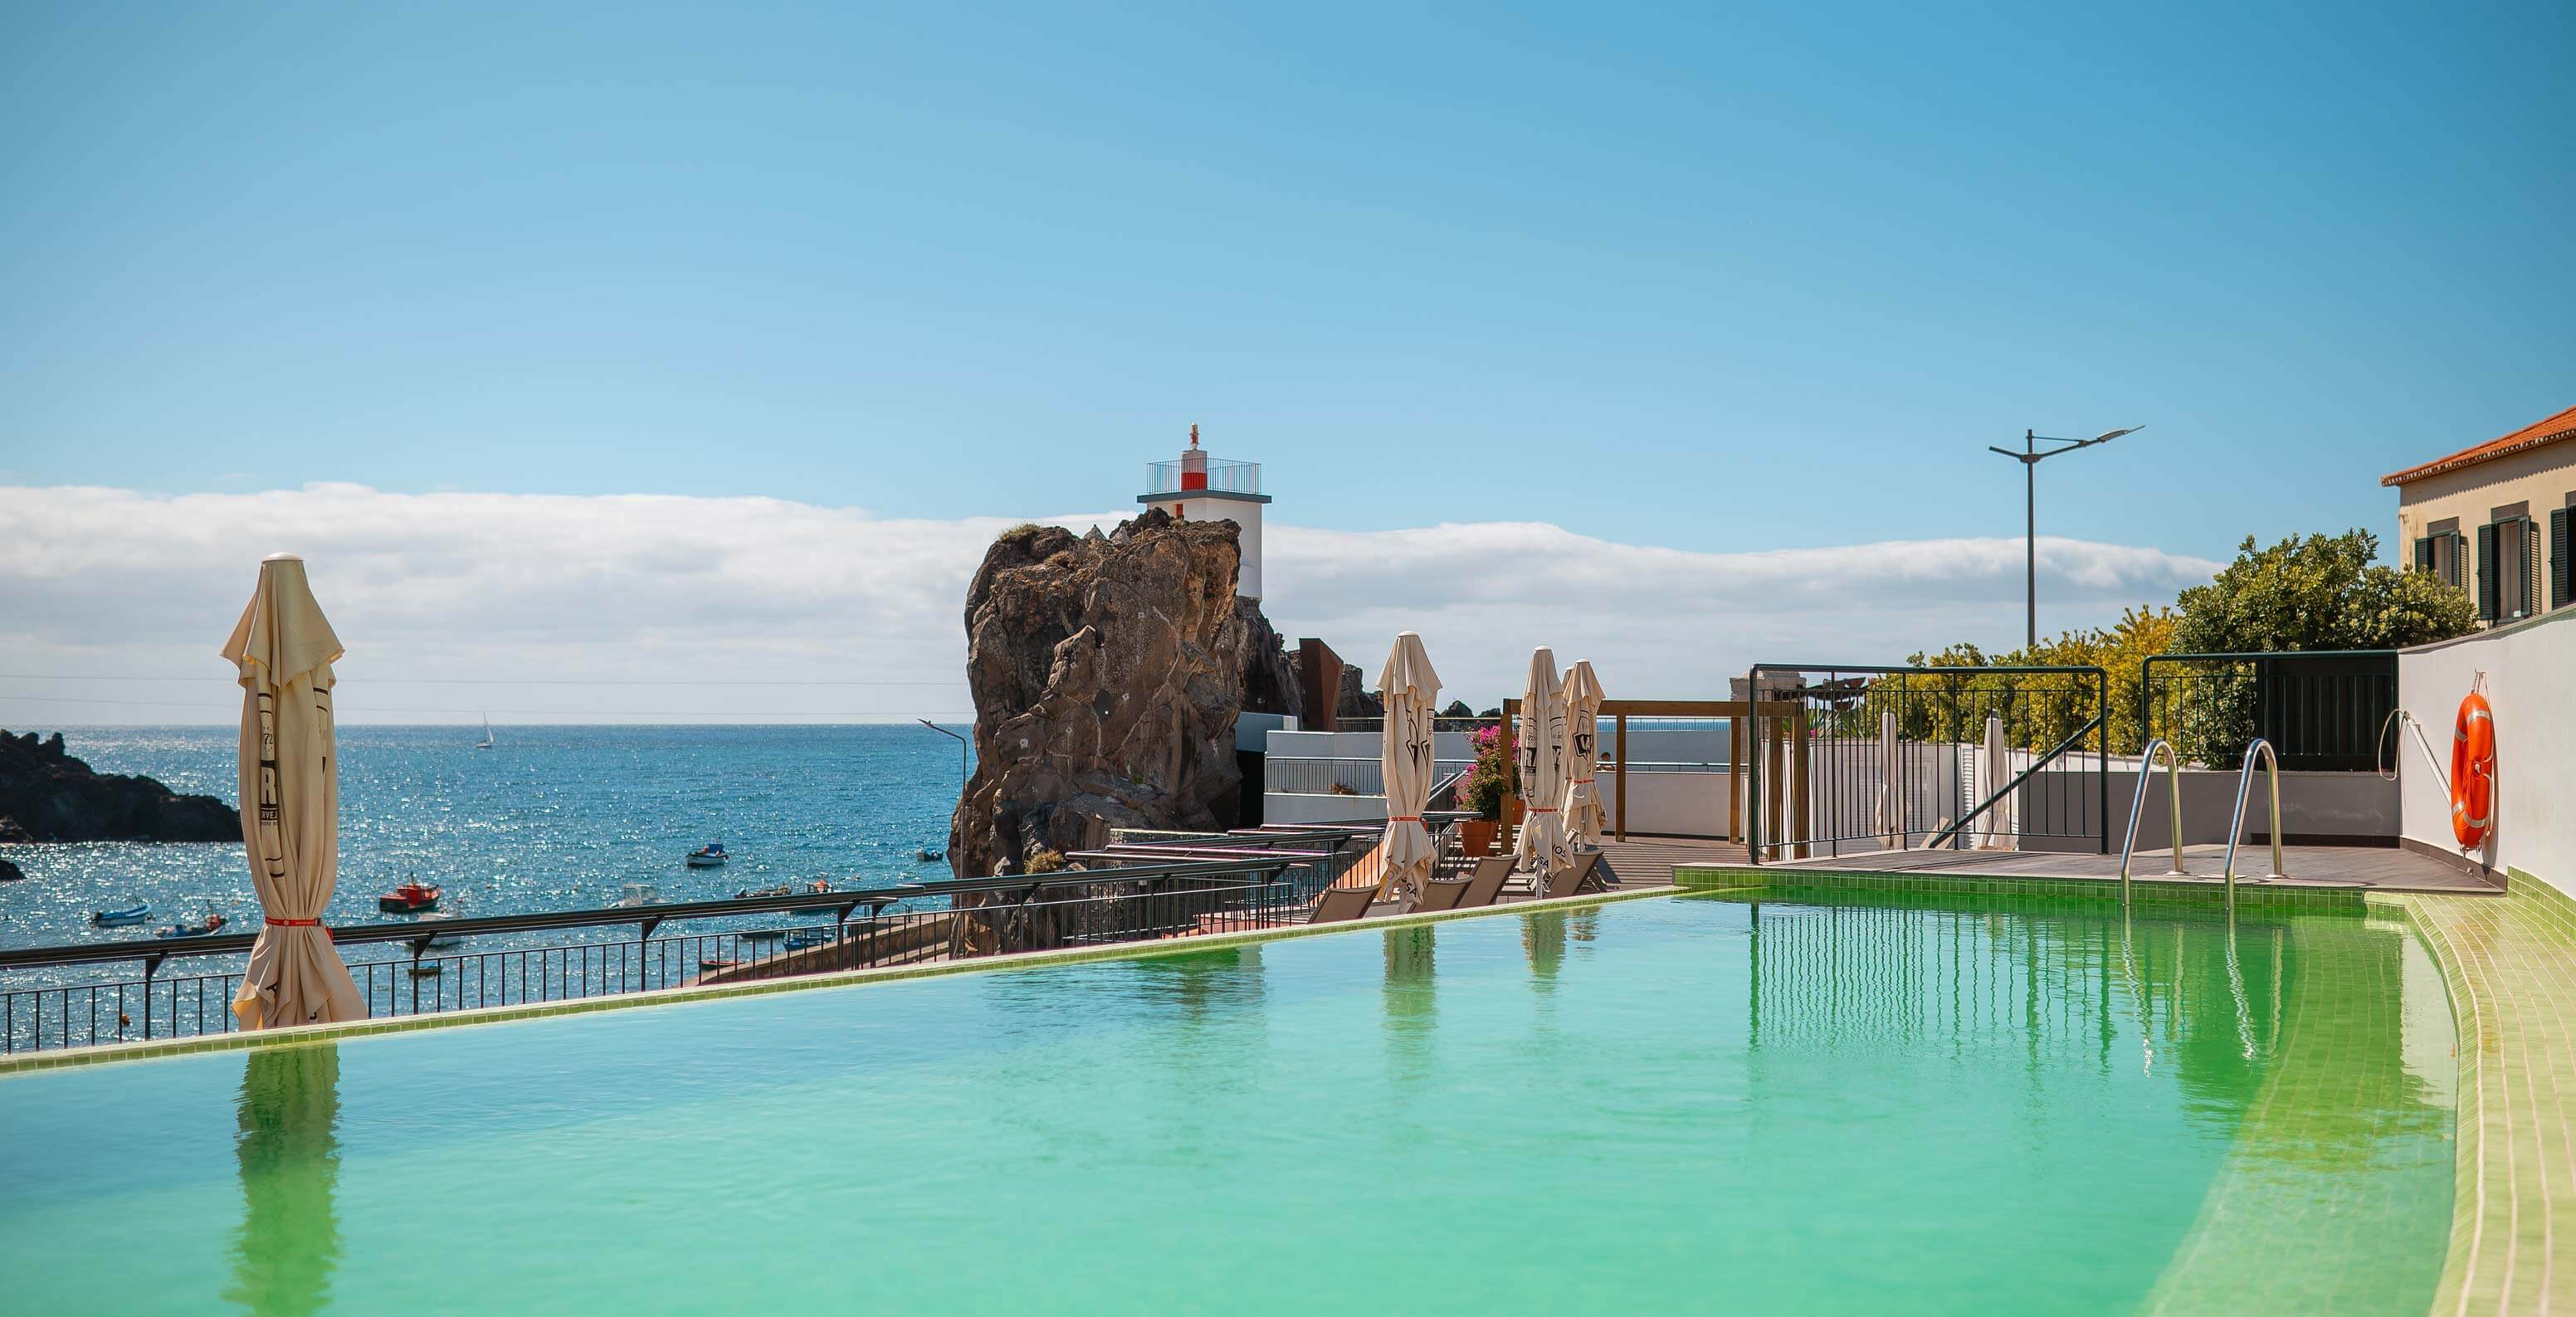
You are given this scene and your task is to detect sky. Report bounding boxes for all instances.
[2,2,2569,722]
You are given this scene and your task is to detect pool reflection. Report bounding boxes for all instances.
[226,1043,343,1317]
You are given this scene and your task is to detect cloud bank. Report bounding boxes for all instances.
[0,485,2222,722]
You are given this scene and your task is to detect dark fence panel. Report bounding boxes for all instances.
[2139,651,2396,771]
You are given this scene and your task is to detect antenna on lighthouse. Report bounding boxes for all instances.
[1188,423,1199,449]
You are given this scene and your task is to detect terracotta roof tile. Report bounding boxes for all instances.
[2380,403,2576,486]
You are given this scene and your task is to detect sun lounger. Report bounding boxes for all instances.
[1455,857,1513,909]
[1540,851,1603,900]
[1308,885,1378,924]
[1412,876,1471,913]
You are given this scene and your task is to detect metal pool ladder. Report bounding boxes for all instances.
[2222,739,2289,908]
[2119,738,2189,900]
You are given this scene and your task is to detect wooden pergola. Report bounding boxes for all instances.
[1499,697,1810,852]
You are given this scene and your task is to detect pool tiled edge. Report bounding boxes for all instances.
[1672,863,2373,914]
[2392,867,2576,1317]
[0,883,1683,1077]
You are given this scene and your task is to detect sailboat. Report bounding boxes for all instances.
[474,714,495,750]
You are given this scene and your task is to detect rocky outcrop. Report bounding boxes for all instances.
[948,510,1255,880]
[0,729,237,843]
[1333,663,1383,722]
[0,856,21,881]
[1234,598,1304,719]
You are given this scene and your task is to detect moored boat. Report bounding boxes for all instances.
[605,882,660,909]
[154,905,227,939]
[736,882,794,899]
[378,880,442,914]
[915,847,944,862]
[685,841,730,868]
[90,901,153,928]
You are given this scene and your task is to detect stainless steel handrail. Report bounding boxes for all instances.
[2222,738,2288,908]
[2118,739,2190,898]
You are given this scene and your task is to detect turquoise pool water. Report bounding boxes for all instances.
[0,895,2456,1315]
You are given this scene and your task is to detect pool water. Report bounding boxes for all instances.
[0,895,2456,1315]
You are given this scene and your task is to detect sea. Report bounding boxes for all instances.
[0,724,971,957]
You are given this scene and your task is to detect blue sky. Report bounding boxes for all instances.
[1,3,2570,722]
[4,1,2568,558]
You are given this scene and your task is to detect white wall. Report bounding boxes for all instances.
[1597,770,1732,837]
[2397,609,2576,890]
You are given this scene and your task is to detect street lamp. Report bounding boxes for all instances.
[1988,425,2143,651]
[917,719,968,794]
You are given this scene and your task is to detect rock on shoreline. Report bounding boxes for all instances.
[0,729,238,843]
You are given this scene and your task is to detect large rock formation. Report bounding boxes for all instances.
[948,510,1267,880]
[1234,599,1303,721]
[0,729,237,842]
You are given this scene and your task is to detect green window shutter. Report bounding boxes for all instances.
[2413,536,2433,573]
[2527,518,2544,616]
[2476,522,2498,619]
[2553,507,2574,609]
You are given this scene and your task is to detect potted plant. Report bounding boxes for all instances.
[1457,724,1512,856]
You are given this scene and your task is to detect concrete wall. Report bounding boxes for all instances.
[2396,608,2576,891]
[1597,770,1732,837]
[2027,768,2398,851]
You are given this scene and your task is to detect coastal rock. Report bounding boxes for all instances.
[948,510,1255,882]
[1333,662,1383,722]
[0,856,21,881]
[0,729,237,843]
[1233,598,1304,720]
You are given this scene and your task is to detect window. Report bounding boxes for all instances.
[2553,503,2574,611]
[2479,515,2542,622]
[2414,523,2465,590]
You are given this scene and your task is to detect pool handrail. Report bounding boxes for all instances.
[2117,738,2190,898]
[2222,738,2288,906]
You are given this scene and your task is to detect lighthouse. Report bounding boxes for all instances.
[1141,424,1270,601]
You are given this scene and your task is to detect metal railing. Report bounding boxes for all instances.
[1144,457,1261,495]
[2222,739,2289,903]
[2118,739,2188,893]
[1261,757,1476,797]
[1744,663,2110,862]
[1,857,1315,1056]
[2139,651,2397,770]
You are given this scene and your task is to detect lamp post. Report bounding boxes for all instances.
[917,719,968,794]
[1988,426,2143,650]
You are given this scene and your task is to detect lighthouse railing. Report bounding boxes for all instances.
[1145,457,1262,496]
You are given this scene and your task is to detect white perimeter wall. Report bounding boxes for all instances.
[2397,609,2576,891]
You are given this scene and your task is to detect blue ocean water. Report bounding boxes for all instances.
[0,725,969,954]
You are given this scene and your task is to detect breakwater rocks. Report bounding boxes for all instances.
[0,729,237,843]
[948,510,1282,879]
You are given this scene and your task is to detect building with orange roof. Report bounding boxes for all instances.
[2381,403,2575,626]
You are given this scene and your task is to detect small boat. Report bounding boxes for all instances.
[685,841,730,868]
[154,905,227,939]
[806,879,832,895]
[474,713,495,750]
[90,901,154,928]
[737,926,786,941]
[378,880,442,914]
[604,882,660,909]
[698,957,741,972]
[417,910,464,949]
[408,960,444,977]
[783,928,833,950]
[915,847,944,863]
[736,883,794,900]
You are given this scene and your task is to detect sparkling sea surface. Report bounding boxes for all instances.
[0,895,2454,1315]
[0,724,972,954]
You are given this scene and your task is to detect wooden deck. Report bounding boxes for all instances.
[1757,841,2501,895]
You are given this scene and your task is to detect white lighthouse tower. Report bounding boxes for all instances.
[1141,424,1270,601]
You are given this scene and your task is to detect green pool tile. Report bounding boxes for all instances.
[2393,868,2576,1316]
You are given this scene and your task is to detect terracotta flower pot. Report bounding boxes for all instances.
[1459,819,1498,857]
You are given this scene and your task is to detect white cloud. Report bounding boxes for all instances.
[0,485,2221,723]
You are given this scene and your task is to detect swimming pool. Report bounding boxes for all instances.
[0,893,2455,1315]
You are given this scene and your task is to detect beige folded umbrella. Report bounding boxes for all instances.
[1376,632,1442,901]
[222,554,367,1029]
[1515,648,1572,876]
[1979,712,2017,851]
[1559,660,1607,846]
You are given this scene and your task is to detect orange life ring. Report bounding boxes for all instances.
[2451,691,2495,848]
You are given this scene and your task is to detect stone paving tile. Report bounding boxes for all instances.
[2403,871,2576,1315]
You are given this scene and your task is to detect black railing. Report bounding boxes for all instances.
[1,857,1317,1056]
[1743,663,2111,862]
[2138,651,2398,771]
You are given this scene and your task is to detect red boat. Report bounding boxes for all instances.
[378,880,442,914]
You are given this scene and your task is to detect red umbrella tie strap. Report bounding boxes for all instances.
[264,916,320,927]
[1389,815,1422,822]
[1525,807,1559,813]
